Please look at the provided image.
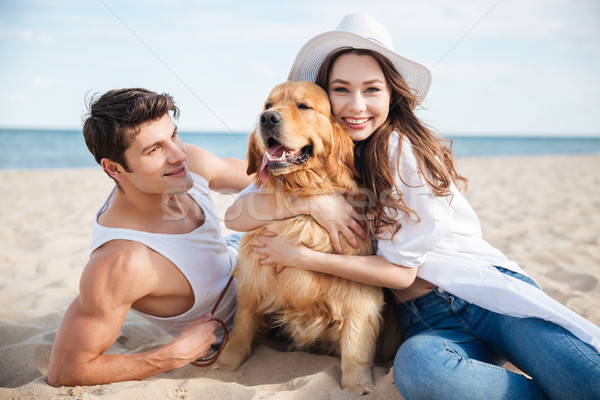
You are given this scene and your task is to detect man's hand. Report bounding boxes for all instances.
[167,314,219,368]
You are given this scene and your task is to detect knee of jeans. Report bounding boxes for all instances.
[393,336,442,397]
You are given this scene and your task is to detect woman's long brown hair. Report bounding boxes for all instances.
[315,48,468,239]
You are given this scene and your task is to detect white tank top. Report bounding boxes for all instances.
[90,173,236,339]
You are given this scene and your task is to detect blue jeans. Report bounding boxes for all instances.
[224,232,243,252]
[393,268,600,399]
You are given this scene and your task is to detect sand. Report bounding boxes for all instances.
[1,154,599,399]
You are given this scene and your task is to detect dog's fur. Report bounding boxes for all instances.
[215,81,384,395]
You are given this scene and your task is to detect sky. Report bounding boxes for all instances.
[0,0,599,136]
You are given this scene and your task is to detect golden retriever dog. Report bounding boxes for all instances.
[215,81,384,395]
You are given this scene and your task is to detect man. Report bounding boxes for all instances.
[48,88,252,386]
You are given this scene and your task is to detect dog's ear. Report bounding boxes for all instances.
[325,117,359,186]
[246,130,262,177]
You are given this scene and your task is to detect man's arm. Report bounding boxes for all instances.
[47,244,218,386]
[185,144,253,193]
[224,191,367,253]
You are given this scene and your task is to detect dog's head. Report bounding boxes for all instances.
[247,81,357,194]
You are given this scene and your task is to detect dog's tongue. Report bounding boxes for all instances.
[259,153,270,182]
[259,144,286,182]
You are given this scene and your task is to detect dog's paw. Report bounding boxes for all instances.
[341,368,375,396]
[213,349,247,372]
[344,383,376,396]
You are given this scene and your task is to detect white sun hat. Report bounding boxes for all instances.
[288,14,432,104]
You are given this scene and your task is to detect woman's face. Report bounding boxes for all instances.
[327,53,392,142]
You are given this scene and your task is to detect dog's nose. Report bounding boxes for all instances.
[260,110,282,129]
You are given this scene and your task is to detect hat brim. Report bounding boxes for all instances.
[288,30,432,104]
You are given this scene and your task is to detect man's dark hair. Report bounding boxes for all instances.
[82,88,179,172]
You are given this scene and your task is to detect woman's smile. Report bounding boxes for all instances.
[343,117,372,129]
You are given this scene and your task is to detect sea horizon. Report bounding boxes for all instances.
[1,128,600,171]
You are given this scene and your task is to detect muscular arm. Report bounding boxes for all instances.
[47,245,217,386]
[185,144,253,193]
[224,189,300,231]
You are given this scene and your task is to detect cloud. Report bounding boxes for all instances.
[32,76,51,87]
[6,93,27,105]
[433,62,532,82]
[373,0,599,40]
[0,28,34,42]
[0,27,51,43]
[249,62,278,79]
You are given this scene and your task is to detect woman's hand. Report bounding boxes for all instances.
[252,232,307,273]
[294,193,367,254]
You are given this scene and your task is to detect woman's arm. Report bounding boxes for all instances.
[225,190,367,253]
[252,232,417,290]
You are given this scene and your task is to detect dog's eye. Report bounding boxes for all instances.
[297,103,311,110]
[265,103,272,110]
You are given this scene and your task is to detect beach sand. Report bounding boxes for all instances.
[1,154,599,399]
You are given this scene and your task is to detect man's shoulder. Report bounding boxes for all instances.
[80,240,158,309]
[89,240,153,271]
[85,241,156,287]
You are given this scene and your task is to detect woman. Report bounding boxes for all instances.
[226,14,600,399]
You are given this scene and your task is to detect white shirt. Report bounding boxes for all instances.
[378,132,600,348]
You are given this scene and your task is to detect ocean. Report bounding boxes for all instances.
[1,128,600,170]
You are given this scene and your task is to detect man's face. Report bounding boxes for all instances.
[120,114,193,195]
